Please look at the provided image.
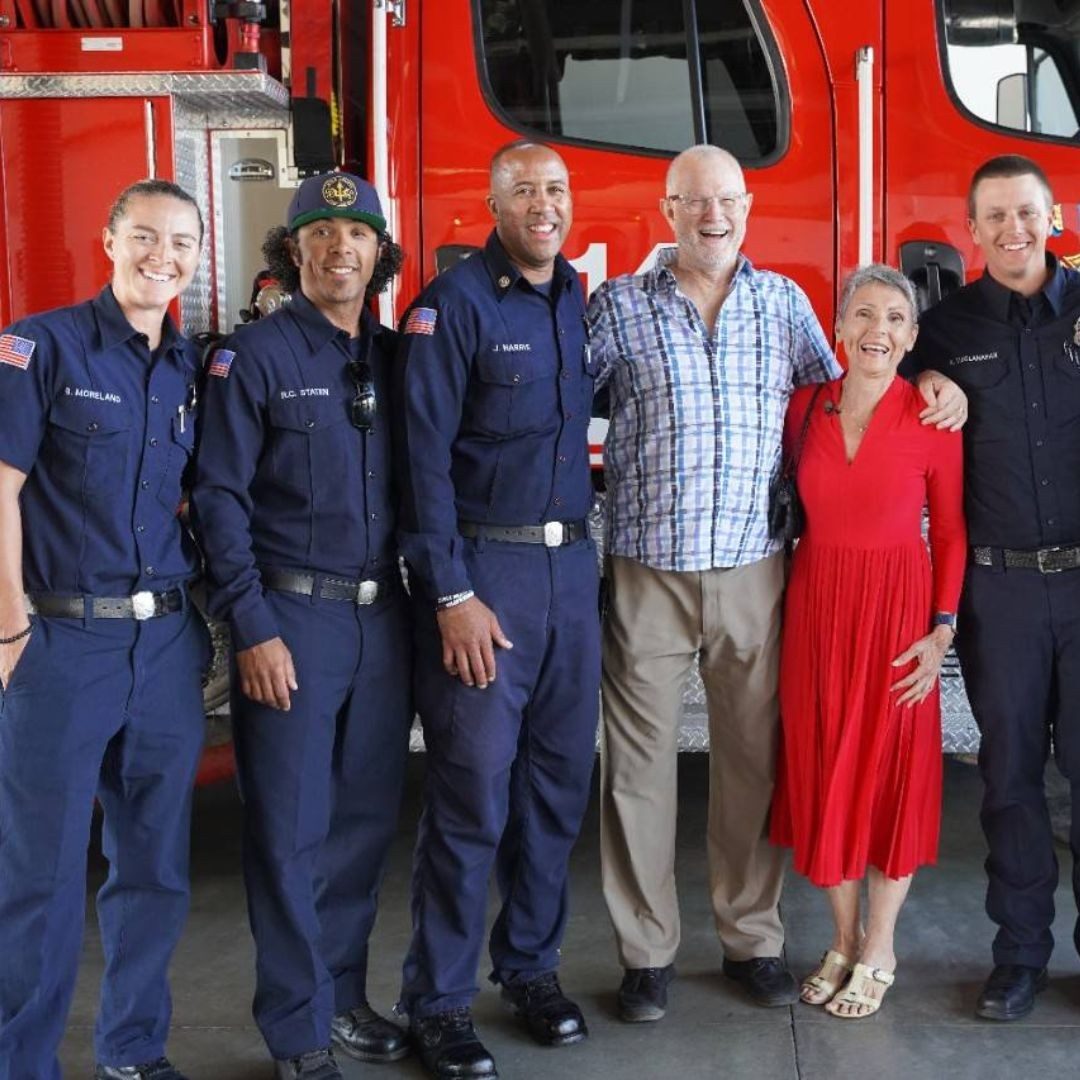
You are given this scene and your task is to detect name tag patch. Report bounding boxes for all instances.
[64,386,122,404]
[279,388,331,399]
[948,351,997,366]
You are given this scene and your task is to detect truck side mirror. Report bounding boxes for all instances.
[996,71,1028,130]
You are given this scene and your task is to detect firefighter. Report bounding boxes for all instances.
[190,173,411,1079]
[905,154,1080,1022]
[0,179,210,1080]
[394,141,598,1079]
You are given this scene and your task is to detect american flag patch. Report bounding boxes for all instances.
[208,349,236,378]
[405,307,438,336]
[0,334,35,370]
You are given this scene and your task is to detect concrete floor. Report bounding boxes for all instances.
[59,756,1080,1080]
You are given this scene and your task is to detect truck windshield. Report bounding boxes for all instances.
[942,0,1080,141]
[476,0,783,160]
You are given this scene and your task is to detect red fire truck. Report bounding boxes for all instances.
[0,0,1078,778]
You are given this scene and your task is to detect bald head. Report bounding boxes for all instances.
[665,144,744,196]
[486,141,572,284]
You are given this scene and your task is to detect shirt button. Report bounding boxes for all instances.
[1036,440,1045,448]
[512,374,521,384]
[1031,402,1039,410]
[145,566,155,577]
[149,437,159,446]
[1041,478,1050,486]
[553,496,562,506]
[141,479,150,490]
[560,370,570,380]
[87,421,99,432]
[370,512,378,521]
[558,454,567,463]
[306,419,316,429]
[151,395,160,404]
[565,412,573,420]
[558,328,565,337]
[1048,518,1056,526]
[368,469,376,479]
[1028,364,1036,371]
[136,523,146,532]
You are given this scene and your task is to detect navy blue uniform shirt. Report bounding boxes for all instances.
[0,286,200,595]
[192,292,397,650]
[906,255,1080,548]
[395,231,595,600]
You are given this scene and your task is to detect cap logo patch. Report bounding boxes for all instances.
[0,333,35,370]
[322,176,358,208]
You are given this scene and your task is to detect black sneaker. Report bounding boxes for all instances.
[411,1008,498,1079]
[273,1048,342,1080]
[94,1061,187,1080]
[722,956,799,1007]
[330,1002,410,1062]
[617,965,676,1022]
[500,972,587,1047]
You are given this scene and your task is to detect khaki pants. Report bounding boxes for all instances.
[600,552,787,969]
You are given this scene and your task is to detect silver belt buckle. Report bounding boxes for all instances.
[356,580,379,605]
[543,521,564,547]
[1037,546,1065,573]
[130,591,156,620]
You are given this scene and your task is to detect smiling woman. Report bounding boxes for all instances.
[0,175,212,1078]
[769,263,968,1021]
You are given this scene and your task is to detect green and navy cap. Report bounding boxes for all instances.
[287,171,386,233]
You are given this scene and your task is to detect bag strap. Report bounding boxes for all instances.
[782,383,825,480]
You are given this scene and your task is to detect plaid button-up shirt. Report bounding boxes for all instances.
[589,250,840,570]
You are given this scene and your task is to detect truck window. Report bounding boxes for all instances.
[941,0,1080,141]
[476,0,782,159]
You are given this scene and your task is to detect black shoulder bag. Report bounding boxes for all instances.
[768,384,824,544]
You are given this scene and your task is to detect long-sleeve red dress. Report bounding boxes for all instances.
[770,377,967,887]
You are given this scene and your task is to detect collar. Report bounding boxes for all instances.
[287,289,387,353]
[91,285,183,355]
[650,248,751,296]
[482,230,577,302]
[976,253,1067,321]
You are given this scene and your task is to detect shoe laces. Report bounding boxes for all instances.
[438,1006,474,1033]
[625,967,667,992]
[521,972,563,1002]
[132,1062,177,1080]
[290,1050,335,1077]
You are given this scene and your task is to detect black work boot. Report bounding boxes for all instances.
[500,971,588,1046]
[411,1007,498,1078]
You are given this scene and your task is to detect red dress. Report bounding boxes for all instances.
[770,377,966,887]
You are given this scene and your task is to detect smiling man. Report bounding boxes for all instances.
[394,141,599,1079]
[906,154,1080,1023]
[191,173,411,1079]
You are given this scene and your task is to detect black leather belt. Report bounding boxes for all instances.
[261,568,388,605]
[971,544,1080,574]
[458,520,588,547]
[30,588,185,620]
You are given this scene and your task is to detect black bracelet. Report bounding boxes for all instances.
[0,624,32,645]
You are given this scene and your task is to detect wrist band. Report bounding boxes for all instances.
[437,590,475,611]
[0,624,32,645]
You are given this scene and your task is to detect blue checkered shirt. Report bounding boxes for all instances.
[589,251,841,570]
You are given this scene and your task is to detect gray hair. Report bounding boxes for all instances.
[837,264,918,324]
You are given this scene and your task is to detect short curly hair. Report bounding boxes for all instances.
[261,225,404,303]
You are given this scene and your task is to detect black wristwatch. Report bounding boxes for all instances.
[932,611,957,634]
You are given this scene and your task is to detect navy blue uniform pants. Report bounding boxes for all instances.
[957,563,1080,967]
[0,607,208,1080]
[232,585,412,1060]
[400,538,600,1018]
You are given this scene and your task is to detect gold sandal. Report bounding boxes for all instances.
[800,950,854,1005]
[825,962,895,1019]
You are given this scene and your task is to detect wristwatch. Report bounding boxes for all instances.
[932,611,957,633]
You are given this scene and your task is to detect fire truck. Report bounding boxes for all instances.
[0,0,1078,779]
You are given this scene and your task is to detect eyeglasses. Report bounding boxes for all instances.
[665,192,749,214]
[348,359,377,431]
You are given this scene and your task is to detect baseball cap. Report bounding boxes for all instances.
[287,172,386,233]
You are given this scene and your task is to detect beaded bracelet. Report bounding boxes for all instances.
[0,624,32,645]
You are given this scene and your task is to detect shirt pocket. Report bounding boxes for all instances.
[267,397,351,495]
[156,412,196,514]
[470,349,554,438]
[950,355,1010,440]
[1050,346,1080,423]
[44,396,132,497]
